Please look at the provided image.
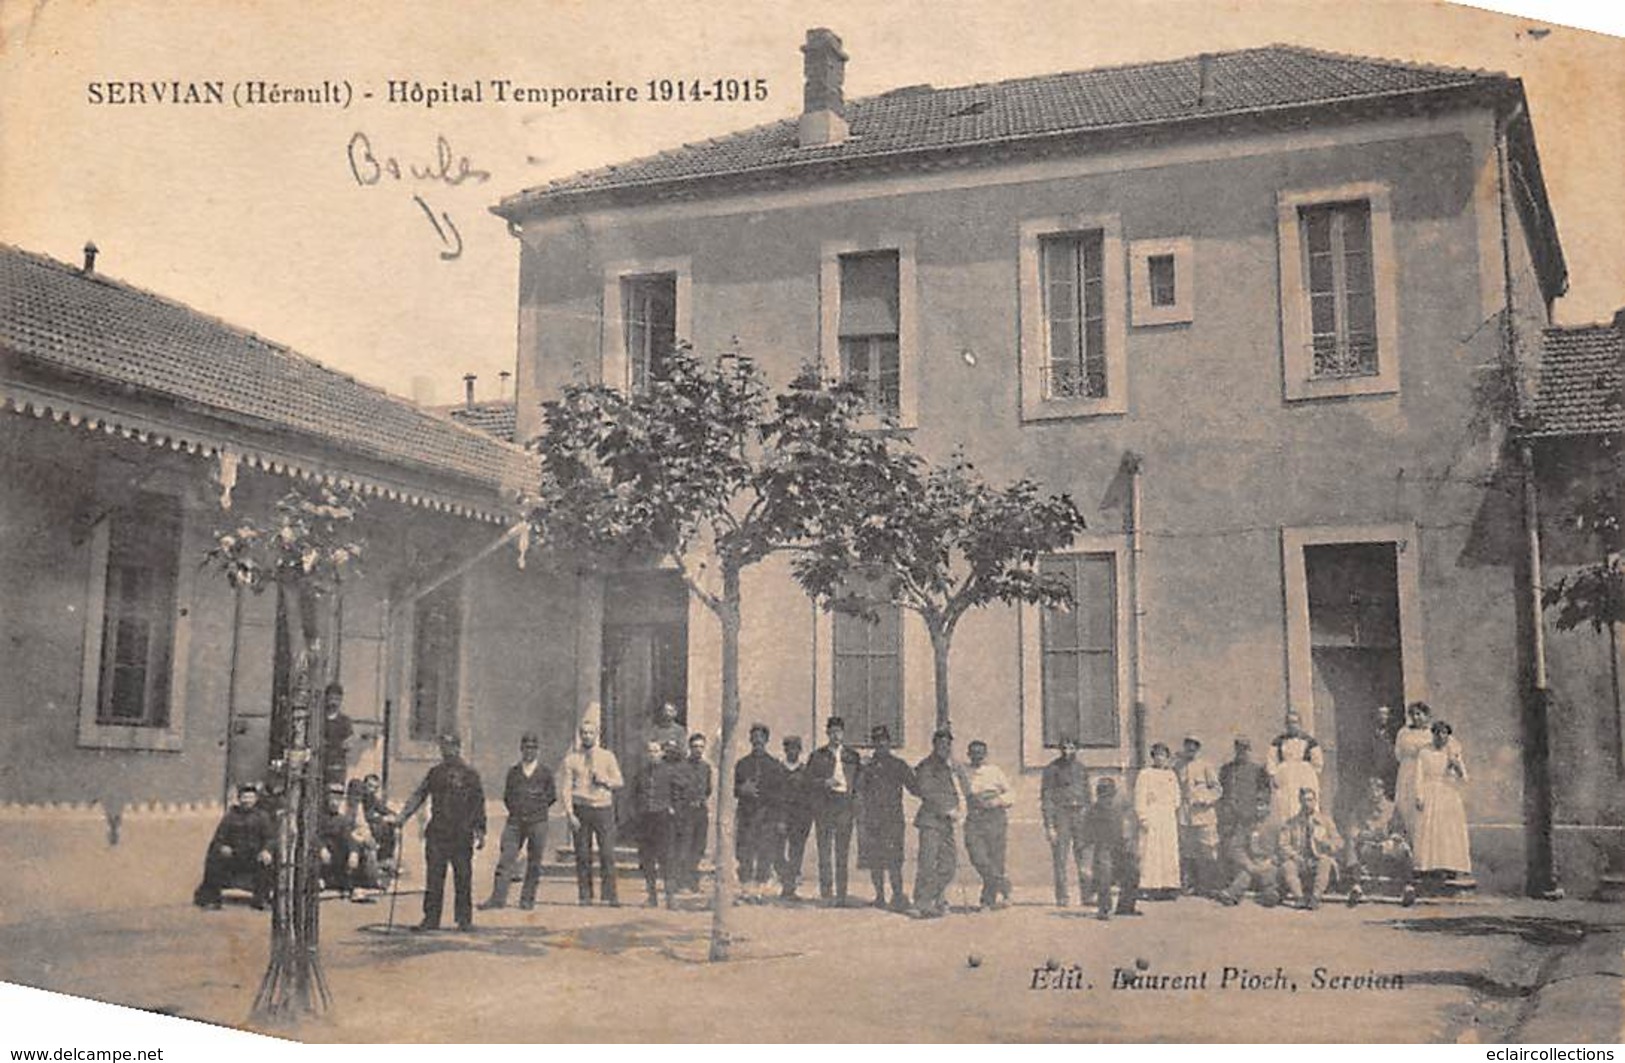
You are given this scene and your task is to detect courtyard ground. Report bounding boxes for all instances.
[0,872,1619,1043]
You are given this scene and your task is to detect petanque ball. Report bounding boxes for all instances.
[1135,957,1150,971]
[967,954,983,968]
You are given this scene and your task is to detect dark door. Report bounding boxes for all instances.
[1304,542,1405,826]
[600,571,689,774]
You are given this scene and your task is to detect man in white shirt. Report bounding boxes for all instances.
[559,720,624,906]
[961,739,1014,910]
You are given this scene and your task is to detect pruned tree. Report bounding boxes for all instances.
[206,484,365,1022]
[795,449,1087,727]
[530,345,904,959]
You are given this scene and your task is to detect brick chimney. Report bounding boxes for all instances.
[463,373,477,409]
[799,28,849,148]
[82,241,99,274]
[1612,307,1625,332]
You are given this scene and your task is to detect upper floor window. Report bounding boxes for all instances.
[1040,232,1107,400]
[1300,201,1377,379]
[838,251,901,415]
[1019,214,1127,421]
[79,483,193,751]
[409,578,462,744]
[601,257,691,394]
[832,602,903,745]
[622,273,677,392]
[821,236,918,427]
[1277,183,1399,401]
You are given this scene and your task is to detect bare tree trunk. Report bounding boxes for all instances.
[928,617,953,729]
[709,561,742,962]
[253,582,332,1023]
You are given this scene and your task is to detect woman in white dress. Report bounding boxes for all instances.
[1413,720,1472,876]
[1134,743,1182,896]
[1266,710,1323,822]
[1393,701,1434,844]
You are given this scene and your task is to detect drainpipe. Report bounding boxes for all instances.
[1124,451,1147,770]
[222,585,245,805]
[1499,105,1560,899]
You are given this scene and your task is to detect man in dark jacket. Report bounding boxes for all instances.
[634,738,681,907]
[734,722,784,900]
[807,716,862,906]
[1217,737,1268,850]
[1040,737,1091,907]
[395,734,486,932]
[776,735,815,899]
[672,732,712,893]
[480,731,556,911]
[194,784,274,910]
[856,724,915,911]
[1084,777,1139,920]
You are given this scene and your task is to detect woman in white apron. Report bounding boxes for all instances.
[1134,743,1182,895]
[1266,710,1323,822]
[1393,701,1434,844]
[1413,720,1472,876]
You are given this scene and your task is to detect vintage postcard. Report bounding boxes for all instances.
[0,0,1621,1046]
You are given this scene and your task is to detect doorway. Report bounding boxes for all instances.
[600,571,689,771]
[1304,542,1405,826]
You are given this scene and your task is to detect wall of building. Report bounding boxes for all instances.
[510,108,1578,890]
[0,410,558,813]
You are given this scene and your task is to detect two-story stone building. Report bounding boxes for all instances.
[490,34,1620,894]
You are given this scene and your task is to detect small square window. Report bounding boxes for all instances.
[1148,254,1177,308]
[1129,238,1193,327]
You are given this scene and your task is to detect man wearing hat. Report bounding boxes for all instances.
[733,723,784,900]
[1217,737,1267,853]
[395,733,486,931]
[319,682,355,789]
[807,716,862,906]
[1175,735,1223,895]
[911,725,963,918]
[480,731,556,911]
[856,724,915,911]
[193,783,274,910]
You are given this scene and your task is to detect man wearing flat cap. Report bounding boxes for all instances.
[807,716,862,906]
[911,725,963,918]
[395,733,486,931]
[856,724,916,911]
[481,731,555,911]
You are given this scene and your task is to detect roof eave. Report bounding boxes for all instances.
[491,81,1503,224]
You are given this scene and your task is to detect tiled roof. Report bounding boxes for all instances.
[445,401,518,443]
[0,245,536,495]
[1527,324,1624,438]
[496,45,1504,214]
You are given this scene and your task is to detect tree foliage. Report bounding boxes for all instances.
[529,344,907,959]
[1542,477,1623,634]
[794,448,1086,725]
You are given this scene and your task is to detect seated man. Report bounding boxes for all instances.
[1215,790,1280,907]
[319,782,382,901]
[359,773,397,872]
[1276,786,1341,910]
[1342,776,1415,907]
[193,784,274,910]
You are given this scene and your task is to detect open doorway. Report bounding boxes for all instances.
[1304,542,1406,826]
[600,571,689,774]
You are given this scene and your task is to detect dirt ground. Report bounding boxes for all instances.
[0,875,1619,1043]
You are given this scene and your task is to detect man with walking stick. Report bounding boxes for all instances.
[393,733,486,932]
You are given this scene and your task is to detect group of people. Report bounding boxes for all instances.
[195,692,1474,930]
[1102,703,1474,913]
[727,716,1017,918]
[194,683,397,911]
